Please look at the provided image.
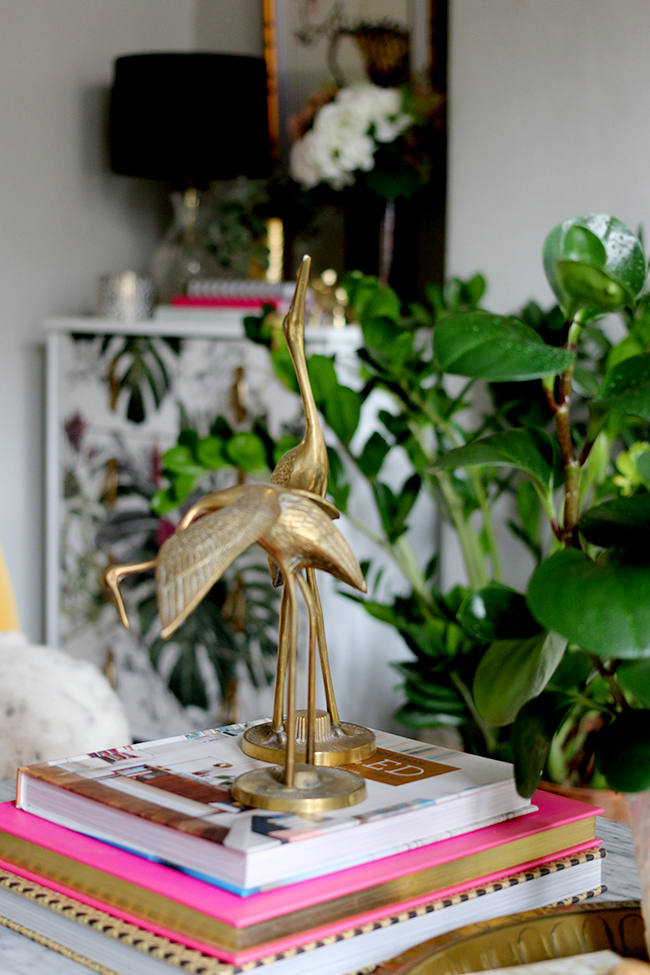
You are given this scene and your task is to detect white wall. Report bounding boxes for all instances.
[0,1,195,641]
[447,0,650,314]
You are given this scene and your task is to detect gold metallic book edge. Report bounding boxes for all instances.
[0,850,606,974]
[0,816,597,952]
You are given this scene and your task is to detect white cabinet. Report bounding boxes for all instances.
[45,314,413,741]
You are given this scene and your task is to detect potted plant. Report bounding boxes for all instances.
[427,213,650,801]
[149,215,650,806]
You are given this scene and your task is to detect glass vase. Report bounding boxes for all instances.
[151,188,220,304]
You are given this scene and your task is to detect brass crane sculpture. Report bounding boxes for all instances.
[103,483,368,812]
[242,256,376,768]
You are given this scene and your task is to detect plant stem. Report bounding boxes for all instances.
[405,390,501,581]
[437,473,490,589]
[449,671,500,754]
[590,655,629,712]
[553,322,583,548]
[344,510,430,600]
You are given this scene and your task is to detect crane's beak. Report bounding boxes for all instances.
[283,254,311,346]
[103,565,130,629]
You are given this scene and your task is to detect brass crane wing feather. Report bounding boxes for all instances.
[157,496,279,639]
[273,492,365,592]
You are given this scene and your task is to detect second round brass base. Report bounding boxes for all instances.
[231,763,367,812]
[241,710,376,766]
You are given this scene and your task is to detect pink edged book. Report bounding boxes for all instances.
[0,790,602,963]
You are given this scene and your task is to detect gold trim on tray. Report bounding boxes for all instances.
[373,901,647,975]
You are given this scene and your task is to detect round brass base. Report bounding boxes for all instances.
[241,710,376,766]
[231,763,367,812]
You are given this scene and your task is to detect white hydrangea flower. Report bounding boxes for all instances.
[289,83,413,190]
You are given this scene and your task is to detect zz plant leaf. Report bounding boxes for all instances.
[457,583,543,642]
[431,429,559,497]
[434,311,575,381]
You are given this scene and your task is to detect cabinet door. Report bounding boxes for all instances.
[47,327,302,740]
[46,321,416,741]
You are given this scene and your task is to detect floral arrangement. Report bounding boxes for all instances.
[289,82,443,200]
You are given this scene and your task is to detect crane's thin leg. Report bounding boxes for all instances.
[296,572,317,765]
[271,588,289,734]
[104,560,157,629]
[306,568,341,729]
[283,570,299,788]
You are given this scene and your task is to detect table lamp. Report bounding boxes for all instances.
[110,52,272,302]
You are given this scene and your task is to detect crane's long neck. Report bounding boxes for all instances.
[288,332,325,461]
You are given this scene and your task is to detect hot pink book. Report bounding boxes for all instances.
[0,792,601,963]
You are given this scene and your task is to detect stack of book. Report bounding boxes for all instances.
[0,723,605,975]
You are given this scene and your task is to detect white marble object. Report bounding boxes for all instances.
[0,632,130,777]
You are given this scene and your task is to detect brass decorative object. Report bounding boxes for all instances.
[241,255,376,768]
[104,485,368,811]
[104,256,375,811]
[373,902,647,975]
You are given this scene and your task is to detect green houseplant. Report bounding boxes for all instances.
[147,214,650,802]
[428,213,650,798]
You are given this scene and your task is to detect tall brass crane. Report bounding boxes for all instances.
[257,256,372,765]
[103,483,367,788]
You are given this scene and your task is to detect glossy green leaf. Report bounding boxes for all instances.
[151,487,176,515]
[473,630,567,726]
[594,355,650,421]
[579,494,650,548]
[172,473,196,503]
[434,311,575,381]
[358,431,391,479]
[167,645,208,710]
[431,428,558,493]
[365,286,401,323]
[616,660,650,707]
[271,347,299,393]
[224,432,267,472]
[394,702,464,730]
[322,385,361,447]
[371,474,420,543]
[512,692,570,798]
[326,445,350,513]
[307,354,339,404]
[527,548,650,660]
[196,437,226,470]
[162,445,205,477]
[547,648,593,691]
[637,451,650,487]
[458,583,543,641]
[361,314,402,357]
[595,710,650,792]
[543,214,647,318]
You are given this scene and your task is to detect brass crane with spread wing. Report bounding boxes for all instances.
[241,257,375,768]
[104,482,368,811]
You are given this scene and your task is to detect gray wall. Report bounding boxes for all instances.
[442,0,650,590]
[446,0,650,313]
[195,0,263,55]
[0,1,197,640]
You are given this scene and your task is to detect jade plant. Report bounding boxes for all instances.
[431,213,650,796]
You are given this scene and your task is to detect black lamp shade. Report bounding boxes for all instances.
[110,53,271,185]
